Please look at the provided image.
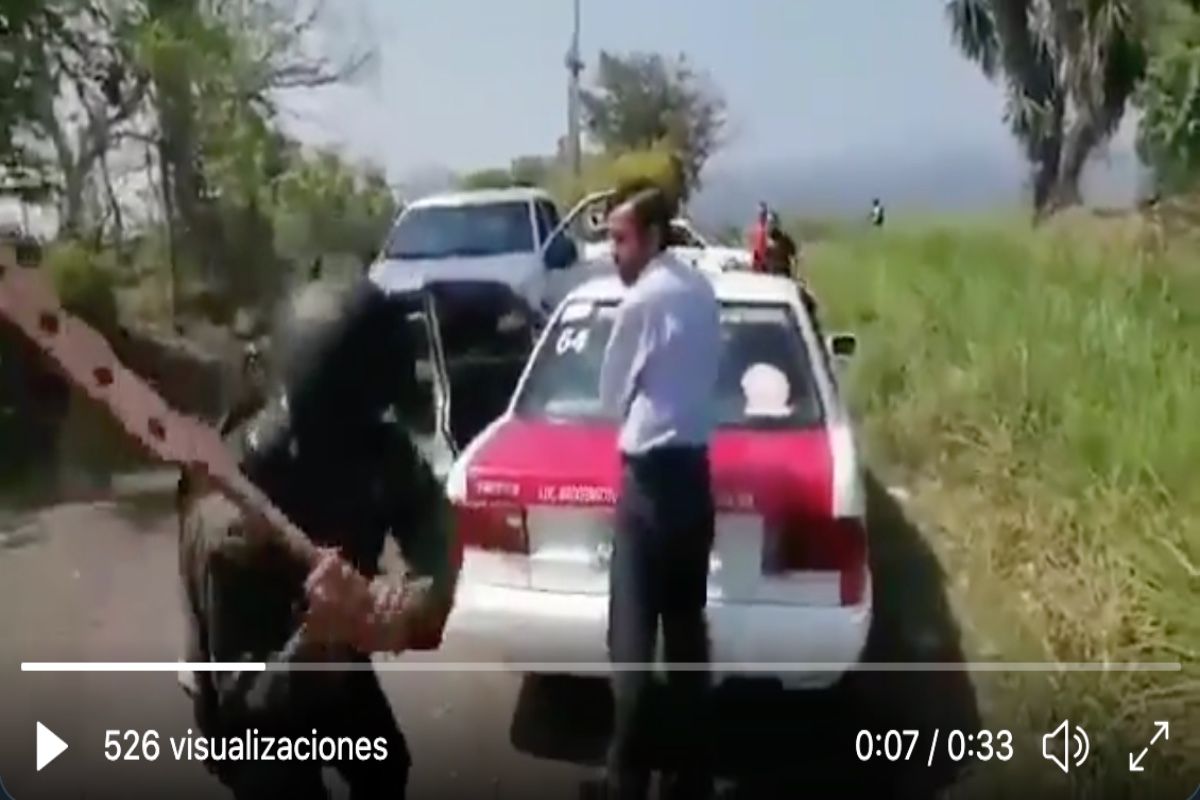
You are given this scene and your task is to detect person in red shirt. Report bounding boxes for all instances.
[747,202,770,272]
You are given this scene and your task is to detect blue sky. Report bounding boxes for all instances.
[277,0,1027,178]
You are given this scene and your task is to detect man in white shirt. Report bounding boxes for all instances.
[595,185,722,800]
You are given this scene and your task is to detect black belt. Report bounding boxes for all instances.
[621,444,709,470]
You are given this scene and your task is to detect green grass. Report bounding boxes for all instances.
[807,214,1200,797]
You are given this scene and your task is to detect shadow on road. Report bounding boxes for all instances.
[508,474,980,798]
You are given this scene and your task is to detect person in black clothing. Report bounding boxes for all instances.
[762,213,825,343]
[765,212,798,277]
[178,278,458,800]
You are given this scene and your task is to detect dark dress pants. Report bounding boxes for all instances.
[606,446,715,799]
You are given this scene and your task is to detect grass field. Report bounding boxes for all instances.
[806,213,1200,796]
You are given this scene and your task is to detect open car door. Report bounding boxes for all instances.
[541,189,616,310]
[551,188,616,244]
[396,290,458,482]
[361,280,539,479]
[423,282,539,454]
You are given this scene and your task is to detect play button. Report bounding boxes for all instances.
[36,722,68,771]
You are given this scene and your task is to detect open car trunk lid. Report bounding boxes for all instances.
[424,281,538,452]
[379,280,538,481]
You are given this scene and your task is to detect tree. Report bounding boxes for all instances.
[272,148,397,272]
[580,51,725,196]
[1136,0,1200,189]
[1,0,139,213]
[545,142,685,209]
[0,0,53,195]
[946,0,1148,216]
[460,168,519,190]
[135,0,371,302]
[459,155,553,191]
[509,155,552,186]
[23,1,150,237]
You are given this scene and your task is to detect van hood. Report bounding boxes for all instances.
[370,252,541,296]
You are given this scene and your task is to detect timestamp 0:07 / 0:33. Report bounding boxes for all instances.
[855,729,1015,765]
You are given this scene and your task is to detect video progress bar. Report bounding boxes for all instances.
[21,661,1184,673]
[22,662,266,672]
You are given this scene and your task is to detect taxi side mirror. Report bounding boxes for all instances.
[828,333,857,359]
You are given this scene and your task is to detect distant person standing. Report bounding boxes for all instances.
[748,201,770,272]
[596,185,721,800]
[871,197,886,228]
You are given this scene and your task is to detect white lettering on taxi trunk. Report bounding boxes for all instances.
[536,484,616,505]
[474,479,521,499]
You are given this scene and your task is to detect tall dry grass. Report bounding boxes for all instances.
[807,214,1199,796]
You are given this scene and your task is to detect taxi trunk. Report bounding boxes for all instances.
[456,418,868,612]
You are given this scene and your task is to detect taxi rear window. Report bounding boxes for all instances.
[513,300,824,429]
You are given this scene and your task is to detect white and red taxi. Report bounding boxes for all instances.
[442,270,870,688]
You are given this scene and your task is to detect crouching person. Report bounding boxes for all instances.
[178,278,459,799]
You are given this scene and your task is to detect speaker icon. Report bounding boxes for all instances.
[1042,720,1090,774]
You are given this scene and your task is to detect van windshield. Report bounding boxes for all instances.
[384,201,535,259]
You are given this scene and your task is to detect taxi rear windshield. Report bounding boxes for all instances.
[513,300,825,429]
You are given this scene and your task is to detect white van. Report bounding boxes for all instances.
[369,187,608,316]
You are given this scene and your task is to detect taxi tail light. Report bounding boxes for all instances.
[762,516,869,605]
[455,502,529,553]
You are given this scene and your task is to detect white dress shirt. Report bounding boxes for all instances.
[598,251,722,456]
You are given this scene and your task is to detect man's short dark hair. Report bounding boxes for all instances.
[611,182,675,251]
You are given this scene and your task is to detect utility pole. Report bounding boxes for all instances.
[565,0,584,178]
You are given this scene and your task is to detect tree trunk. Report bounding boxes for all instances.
[149,0,211,290]
[99,150,125,258]
[1049,173,1083,212]
[155,140,179,321]
[1050,114,1106,212]
[1030,97,1065,221]
[990,0,1070,221]
[156,85,200,261]
[1031,141,1062,218]
[58,164,86,237]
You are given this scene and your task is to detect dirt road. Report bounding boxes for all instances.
[0,488,983,799]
